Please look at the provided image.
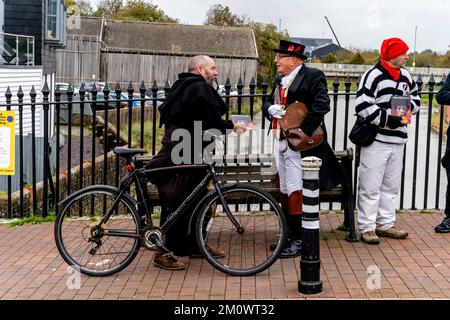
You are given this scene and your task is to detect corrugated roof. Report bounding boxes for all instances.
[69,17,257,59]
[68,16,103,37]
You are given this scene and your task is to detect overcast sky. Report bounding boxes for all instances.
[89,0,450,52]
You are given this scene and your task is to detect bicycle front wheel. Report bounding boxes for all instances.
[196,184,287,276]
[54,185,142,276]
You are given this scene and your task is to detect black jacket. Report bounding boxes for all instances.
[437,72,450,105]
[146,72,233,256]
[159,72,233,133]
[262,65,330,136]
[262,65,344,190]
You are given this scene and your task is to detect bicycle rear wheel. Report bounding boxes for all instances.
[196,184,286,276]
[54,185,142,276]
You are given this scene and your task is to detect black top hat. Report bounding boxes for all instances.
[273,39,307,60]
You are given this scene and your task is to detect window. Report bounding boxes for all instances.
[45,0,66,45]
[46,0,57,39]
[1,0,4,33]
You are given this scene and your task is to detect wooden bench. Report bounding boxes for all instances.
[135,148,357,242]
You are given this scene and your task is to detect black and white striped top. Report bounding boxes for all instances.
[355,63,420,144]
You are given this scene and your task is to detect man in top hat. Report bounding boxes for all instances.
[354,37,420,244]
[263,39,343,258]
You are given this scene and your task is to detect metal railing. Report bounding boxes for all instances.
[0,32,35,66]
[0,73,448,218]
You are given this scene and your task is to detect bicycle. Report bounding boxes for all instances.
[54,138,287,277]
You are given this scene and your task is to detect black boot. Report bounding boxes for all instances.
[279,214,302,259]
[435,215,450,233]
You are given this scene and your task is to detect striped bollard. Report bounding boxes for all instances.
[298,156,322,294]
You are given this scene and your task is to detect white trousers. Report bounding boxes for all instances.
[274,139,303,196]
[357,140,404,233]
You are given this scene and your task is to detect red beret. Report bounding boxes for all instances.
[380,38,409,60]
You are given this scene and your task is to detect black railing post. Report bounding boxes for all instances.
[237,77,243,115]
[127,82,134,148]
[139,81,146,149]
[54,85,61,215]
[249,77,256,154]
[5,87,12,218]
[42,82,50,217]
[102,84,110,186]
[17,86,24,218]
[261,80,268,154]
[332,76,339,150]
[114,82,121,187]
[78,83,85,193]
[164,80,171,98]
[224,78,231,155]
[78,83,86,217]
[236,78,244,154]
[411,75,422,209]
[299,156,323,294]
[439,73,446,87]
[343,75,351,150]
[424,75,435,208]
[66,84,74,197]
[90,83,98,216]
[151,80,158,155]
[30,86,37,215]
[249,77,255,119]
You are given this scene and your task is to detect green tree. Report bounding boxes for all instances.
[335,49,353,64]
[64,0,93,16]
[349,52,365,65]
[436,51,450,68]
[94,0,123,18]
[322,52,337,63]
[250,22,289,85]
[92,0,177,23]
[117,0,178,23]
[360,49,379,65]
[204,4,247,27]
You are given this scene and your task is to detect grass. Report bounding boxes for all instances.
[120,120,164,153]
[326,79,359,93]
[228,99,263,116]
[8,214,56,227]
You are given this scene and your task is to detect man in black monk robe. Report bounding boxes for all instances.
[146,55,245,270]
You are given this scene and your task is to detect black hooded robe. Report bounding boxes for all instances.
[146,73,234,256]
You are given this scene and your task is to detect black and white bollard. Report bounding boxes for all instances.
[298,156,323,294]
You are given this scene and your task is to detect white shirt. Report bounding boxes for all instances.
[280,65,302,89]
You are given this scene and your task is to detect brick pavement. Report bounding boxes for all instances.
[1,212,450,300]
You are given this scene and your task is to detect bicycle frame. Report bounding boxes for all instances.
[95,160,242,241]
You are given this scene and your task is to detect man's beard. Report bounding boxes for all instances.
[205,75,216,86]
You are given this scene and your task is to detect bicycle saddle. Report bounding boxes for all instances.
[113,147,147,158]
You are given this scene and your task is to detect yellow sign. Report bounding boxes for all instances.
[0,111,15,175]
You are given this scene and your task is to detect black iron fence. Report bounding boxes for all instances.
[0,73,448,218]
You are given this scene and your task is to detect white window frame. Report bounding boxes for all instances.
[45,0,58,40]
[0,0,4,33]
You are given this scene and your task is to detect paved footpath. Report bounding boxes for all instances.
[1,212,450,300]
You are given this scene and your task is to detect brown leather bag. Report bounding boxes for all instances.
[278,101,324,152]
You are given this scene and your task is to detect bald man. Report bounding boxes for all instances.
[146,55,245,270]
